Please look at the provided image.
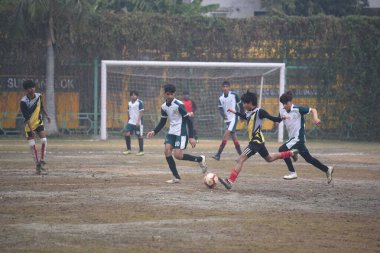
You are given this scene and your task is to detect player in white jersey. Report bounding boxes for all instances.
[122,90,144,156]
[279,91,334,183]
[147,84,207,184]
[212,81,243,161]
[20,80,51,175]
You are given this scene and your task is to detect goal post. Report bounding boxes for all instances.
[100,60,285,142]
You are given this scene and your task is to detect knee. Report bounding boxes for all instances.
[264,156,274,162]
[173,152,183,160]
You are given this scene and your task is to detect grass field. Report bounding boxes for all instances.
[0,137,379,252]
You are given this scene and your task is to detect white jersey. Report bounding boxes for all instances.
[218,91,241,122]
[128,99,144,125]
[160,98,188,136]
[280,104,310,143]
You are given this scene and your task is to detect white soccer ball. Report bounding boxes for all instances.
[204,172,218,188]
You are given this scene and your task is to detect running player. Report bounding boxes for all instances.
[279,91,334,183]
[212,81,243,161]
[146,84,207,183]
[122,90,144,156]
[20,80,51,175]
[218,90,298,190]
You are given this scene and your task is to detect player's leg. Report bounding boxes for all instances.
[263,148,298,162]
[279,140,299,180]
[164,135,181,183]
[212,123,231,161]
[230,117,242,155]
[136,124,144,156]
[218,144,253,190]
[172,135,207,173]
[122,123,133,155]
[300,148,334,184]
[36,126,47,165]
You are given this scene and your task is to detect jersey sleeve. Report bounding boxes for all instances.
[234,93,241,103]
[139,100,144,111]
[218,96,223,108]
[258,109,282,123]
[178,103,188,117]
[160,107,168,118]
[298,106,311,115]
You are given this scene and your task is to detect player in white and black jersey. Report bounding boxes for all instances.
[122,90,144,156]
[212,81,243,161]
[279,91,334,183]
[147,84,207,184]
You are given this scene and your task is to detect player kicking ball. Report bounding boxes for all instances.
[279,91,334,183]
[20,80,51,175]
[146,84,207,184]
[218,90,298,190]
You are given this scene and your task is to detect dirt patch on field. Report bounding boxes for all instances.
[0,139,379,252]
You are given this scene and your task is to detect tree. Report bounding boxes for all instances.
[13,0,93,135]
[94,0,219,16]
[262,0,369,17]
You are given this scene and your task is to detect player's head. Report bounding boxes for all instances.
[183,90,190,100]
[280,91,293,111]
[23,80,36,90]
[129,90,139,101]
[164,84,176,103]
[241,90,258,110]
[222,81,230,94]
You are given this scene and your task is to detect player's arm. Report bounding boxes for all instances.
[191,100,197,113]
[147,108,167,138]
[136,101,144,127]
[258,109,282,123]
[310,108,321,126]
[218,98,227,120]
[40,96,51,123]
[227,108,247,120]
[20,101,34,135]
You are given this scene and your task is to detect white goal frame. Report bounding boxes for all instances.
[100,60,285,141]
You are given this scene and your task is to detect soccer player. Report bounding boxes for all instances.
[181,90,198,141]
[218,90,298,190]
[212,81,243,161]
[147,84,207,184]
[122,90,144,156]
[279,91,334,183]
[20,80,51,175]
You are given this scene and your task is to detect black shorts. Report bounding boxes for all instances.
[26,125,45,138]
[242,142,269,158]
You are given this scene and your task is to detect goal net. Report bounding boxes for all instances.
[100,61,285,141]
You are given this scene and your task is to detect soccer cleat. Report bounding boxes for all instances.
[283,172,298,180]
[35,162,42,175]
[326,166,334,184]
[122,150,132,155]
[198,155,207,174]
[166,178,181,184]
[291,149,299,162]
[212,154,220,161]
[218,177,232,190]
[135,151,144,156]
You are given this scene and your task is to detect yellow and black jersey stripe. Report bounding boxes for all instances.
[20,93,44,132]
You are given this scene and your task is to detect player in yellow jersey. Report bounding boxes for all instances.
[20,80,50,175]
[218,90,298,190]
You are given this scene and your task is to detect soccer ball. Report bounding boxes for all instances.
[204,172,218,188]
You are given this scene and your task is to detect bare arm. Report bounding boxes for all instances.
[136,110,143,127]
[310,108,321,126]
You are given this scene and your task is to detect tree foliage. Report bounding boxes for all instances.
[262,0,369,16]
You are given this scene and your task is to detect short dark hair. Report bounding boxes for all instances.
[280,91,293,104]
[222,80,230,86]
[23,80,36,90]
[164,84,176,93]
[130,90,139,96]
[241,90,257,106]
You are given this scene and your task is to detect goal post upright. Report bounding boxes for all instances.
[100,60,285,141]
